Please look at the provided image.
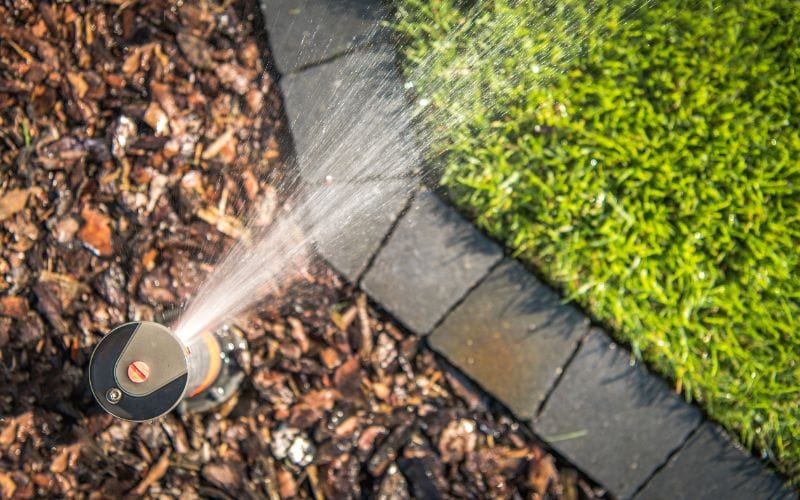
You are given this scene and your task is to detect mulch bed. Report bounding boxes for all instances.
[0,0,602,497]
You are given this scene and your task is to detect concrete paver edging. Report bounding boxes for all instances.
[260,0,796,497]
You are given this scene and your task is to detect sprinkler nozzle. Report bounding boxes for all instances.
[88,321,247,422]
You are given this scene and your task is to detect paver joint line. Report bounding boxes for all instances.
[429,258,589,420]
[362,190,504,335]
[634,422,797,499]
[629,423,703,499]
[535,330,703,498]
[424,255,506,334]
[355,189,418,286]
[260,0,387,74]
[533,329,589,419]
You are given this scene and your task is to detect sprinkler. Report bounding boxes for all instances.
[88,321,247,422]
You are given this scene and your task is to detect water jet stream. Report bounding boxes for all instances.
[172,1,640,344]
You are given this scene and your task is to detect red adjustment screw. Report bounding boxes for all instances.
[127,360,150,383]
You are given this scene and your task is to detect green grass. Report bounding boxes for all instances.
[393,0,800,483]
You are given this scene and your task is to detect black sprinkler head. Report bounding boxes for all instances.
[88,320,247,422]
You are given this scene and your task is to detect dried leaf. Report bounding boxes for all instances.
[78,206,113,257]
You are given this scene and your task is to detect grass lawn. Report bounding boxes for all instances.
[394,0,800,483]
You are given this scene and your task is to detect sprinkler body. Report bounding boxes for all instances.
[88,321,246,422]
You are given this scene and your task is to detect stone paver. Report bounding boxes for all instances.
[279,45,417,183]
[306,178,414,281]
[260,0,385,74]
[536,331,703,499]
[428,259,589,420]
[635,423,794,500]
[362,191,502,335]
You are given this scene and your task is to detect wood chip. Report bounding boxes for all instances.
[277,467,297,498]
[197,206,246,239]
[143,101,169,135]
[287,317,309,353]
[202,462,242,491]
[0,189,30,222]
[0,419,17,447]
[66,71,88,99]
[0,296,29,320]
[132,449,171,496]
[0,472,16,499]
[357,294,372,359]
[201,128,236,160]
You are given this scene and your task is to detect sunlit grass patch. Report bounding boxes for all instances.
[395,0,800,483]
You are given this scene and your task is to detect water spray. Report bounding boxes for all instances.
[88,321,247,422]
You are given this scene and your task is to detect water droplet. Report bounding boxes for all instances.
[595,192,606,206]
[532,64,541,74]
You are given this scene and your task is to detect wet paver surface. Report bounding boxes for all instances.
[429,259,588,419]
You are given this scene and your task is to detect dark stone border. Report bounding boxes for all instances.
[259,1,796,497]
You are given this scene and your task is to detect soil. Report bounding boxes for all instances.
[0,0,604,498]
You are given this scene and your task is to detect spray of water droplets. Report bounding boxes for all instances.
[173,1,649,342]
